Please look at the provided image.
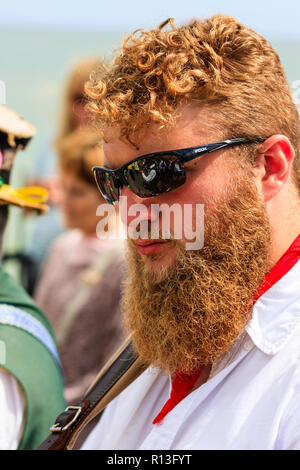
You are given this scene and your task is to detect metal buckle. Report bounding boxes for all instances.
[50,406,83,432]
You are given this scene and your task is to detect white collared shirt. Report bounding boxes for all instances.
[82,259,300,450]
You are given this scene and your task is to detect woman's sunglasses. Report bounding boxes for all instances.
[93,137,265,205]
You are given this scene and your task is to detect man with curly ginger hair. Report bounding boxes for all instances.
[82,15,300,450]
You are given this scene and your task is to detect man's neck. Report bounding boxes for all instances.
[268,225,300,268]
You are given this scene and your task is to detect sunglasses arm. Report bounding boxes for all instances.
[182,138,264,163]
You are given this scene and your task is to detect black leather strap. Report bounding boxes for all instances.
[37,341,143,450]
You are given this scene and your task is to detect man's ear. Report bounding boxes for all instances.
[253,135,295,202]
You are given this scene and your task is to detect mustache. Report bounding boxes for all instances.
[126,225,176,240]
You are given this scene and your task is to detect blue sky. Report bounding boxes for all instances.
[0,0,300,40]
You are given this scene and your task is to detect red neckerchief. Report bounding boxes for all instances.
[153,233,300,425]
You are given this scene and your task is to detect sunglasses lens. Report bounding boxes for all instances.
[94,169,120,204]
[124,156,185,197]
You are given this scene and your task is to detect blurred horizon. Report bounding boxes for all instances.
[0,0,300,41]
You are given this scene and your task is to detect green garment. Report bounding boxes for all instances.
[0,268,66,450]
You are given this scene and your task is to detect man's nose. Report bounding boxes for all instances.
[119,186,159,231]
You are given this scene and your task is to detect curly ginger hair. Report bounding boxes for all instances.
[85,15,300,188]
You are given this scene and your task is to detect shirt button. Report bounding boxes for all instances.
[244,340,253,351]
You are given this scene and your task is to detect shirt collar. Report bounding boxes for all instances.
[246,259,300,355]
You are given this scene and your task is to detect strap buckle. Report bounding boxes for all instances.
[50,405,83,432]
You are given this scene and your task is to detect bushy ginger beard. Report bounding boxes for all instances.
[122,178,272,376]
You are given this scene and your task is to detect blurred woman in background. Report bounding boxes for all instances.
[34,128,125,407]
[55,57,101,146]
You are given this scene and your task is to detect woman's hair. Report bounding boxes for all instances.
[55,57,102,146]
[56,128,103,186]
[85,15,300,190]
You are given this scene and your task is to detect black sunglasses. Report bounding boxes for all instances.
[93,137,265,204]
